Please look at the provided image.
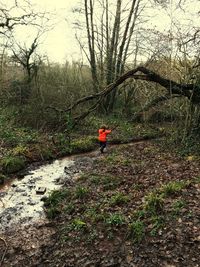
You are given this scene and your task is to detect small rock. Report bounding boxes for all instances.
[15,188,25,193]
[28,201,36,205]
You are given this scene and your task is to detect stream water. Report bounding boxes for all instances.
[0,142,139,233]
[0,157,75,233]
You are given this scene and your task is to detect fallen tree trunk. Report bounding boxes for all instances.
[47,66,199,125]
[66,66,198,112]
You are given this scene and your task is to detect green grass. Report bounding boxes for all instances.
[144,192,164,215]
[171,199,186,216]
[85,206,106,223]
[84,114,160,143]
[110,192,129,206]
[1,156,26,174]
[150,215,165,236]
[87,173,121,190]
[132,209,146,220]
[102,175,121,190]
[105,213,126,226]
[132,183,144,191]
[63,203,75,215]
[89,174,102,185]
[71,219,87,231]
[44,189,70,208]
[194,176,200,184]
[161,181,188,196]
[46,206,61,219]
[74,186,90,199]
[128,220,145,243]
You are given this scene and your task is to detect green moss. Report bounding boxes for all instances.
[1,156,26,174]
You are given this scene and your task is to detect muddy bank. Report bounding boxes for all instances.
[0,222,56,267]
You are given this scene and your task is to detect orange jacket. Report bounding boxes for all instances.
[98,129,111,142]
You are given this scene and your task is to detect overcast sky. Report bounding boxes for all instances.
[8,0,200,64]
[32,0,81,63]
[9,0,81,63]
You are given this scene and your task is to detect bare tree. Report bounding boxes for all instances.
[10,34,43,104]
[0,0,47,36]
[75,0,144,112]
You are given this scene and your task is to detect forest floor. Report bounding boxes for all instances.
[0,138,200,267]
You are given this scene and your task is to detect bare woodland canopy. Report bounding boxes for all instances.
[0,0,200,124]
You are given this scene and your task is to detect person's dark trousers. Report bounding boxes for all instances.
[99,141,106,153]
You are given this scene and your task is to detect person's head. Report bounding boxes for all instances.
[100,124,107,130]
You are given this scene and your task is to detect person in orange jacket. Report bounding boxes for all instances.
[98,125,112,153]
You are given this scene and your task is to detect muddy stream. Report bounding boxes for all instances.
[0,151,96,233]
[0,140,145,235]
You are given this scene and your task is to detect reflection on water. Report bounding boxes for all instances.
[0,157,74,232]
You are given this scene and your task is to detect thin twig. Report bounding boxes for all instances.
[0,237,8,267]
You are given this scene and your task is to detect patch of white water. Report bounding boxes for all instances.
[0,158,75,232]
